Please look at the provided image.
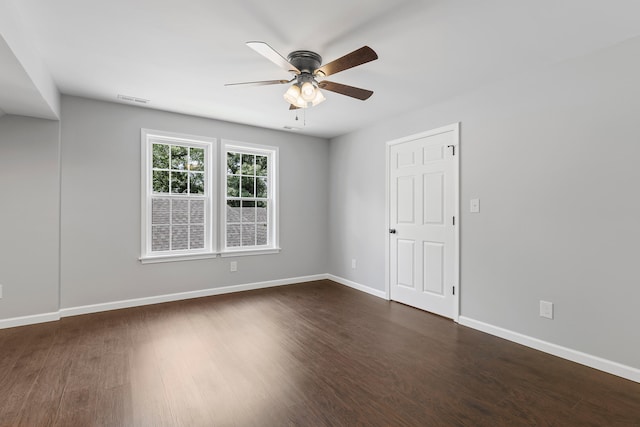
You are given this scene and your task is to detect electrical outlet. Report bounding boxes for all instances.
[351,259,357,269]
[0,284,3,299]
[540,300,553,319]
[230,261,237,272]
[470,198,480,213]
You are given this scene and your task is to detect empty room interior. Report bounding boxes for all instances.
[1,0,639,425]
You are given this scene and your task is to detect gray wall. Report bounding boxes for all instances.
[329,36,640,369]
[60,96,329,308]
[0,115,60,318]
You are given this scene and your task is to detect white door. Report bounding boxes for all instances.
[388,124,459,319]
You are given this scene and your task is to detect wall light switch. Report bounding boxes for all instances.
[230,261,237,272]
[0,284,2,299]
[540,300,553,319]
[470,198,480,213]
[351,259,357,269]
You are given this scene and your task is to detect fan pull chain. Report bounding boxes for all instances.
[294,109,307,127]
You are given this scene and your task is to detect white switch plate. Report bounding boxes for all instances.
[230,261,237,272]
[351,259,357,269]
[470,198,480,213]
[0,284,3,299]
[540,300,553,319]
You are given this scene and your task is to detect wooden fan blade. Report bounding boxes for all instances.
[289,104,300,110]
[315,46,378,77]
[246,41,300,74]
[318,81,373,100]
[224,79,291,87]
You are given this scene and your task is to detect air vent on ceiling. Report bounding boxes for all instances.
[117,94,149,104]
[283,126,301,131]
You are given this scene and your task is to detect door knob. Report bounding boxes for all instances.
[389,229,397,234]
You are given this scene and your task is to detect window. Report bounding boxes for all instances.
[223,141,278,253]
[141,129,215,261]
[141,132,278,263]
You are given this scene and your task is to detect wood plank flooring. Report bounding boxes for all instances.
[0,280,638,426]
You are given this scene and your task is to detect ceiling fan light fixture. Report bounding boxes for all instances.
[311,89,326,106]
[284,82,317,108]
[283,84,301,105]
[300,82,316,101]
[284,84,308,108]
[292,96,308,109]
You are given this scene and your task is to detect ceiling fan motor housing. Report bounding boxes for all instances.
[287,50,322,74]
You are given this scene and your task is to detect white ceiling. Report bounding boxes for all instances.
[4,0,640,138]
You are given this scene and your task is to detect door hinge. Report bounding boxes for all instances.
[452,216,455,226]
[452,286,455,295]
[447,145,456,156]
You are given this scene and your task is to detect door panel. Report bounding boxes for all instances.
[423,172,444,224]
[423,145,444,162]
[396,176,415,224]
[397,239,415,288]
[389,125,458,319]
[397,150,415,168]
[423,242,444,295]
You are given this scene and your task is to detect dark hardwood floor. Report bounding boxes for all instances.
[0,280,638,426]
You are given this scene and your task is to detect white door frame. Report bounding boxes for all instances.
[384,123,460,322]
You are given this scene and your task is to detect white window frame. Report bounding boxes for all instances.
[140,129,217,263]
[220,140,280,257]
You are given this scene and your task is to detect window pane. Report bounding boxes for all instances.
[171,171,188,193]
[190,225,204,249]
[153,171,169,193]
[226,224,240,247]
[256,178,267,198]
[189,147,204,171]
[172,199,188,224]
[227,176,240,197]
[171,145,189,170]
[256,223,268,245]
[227,200,240,223]
[152,198,170,224]
[242,201,255,223]
[171,225,188,250]
[190,172,204,194]
[190,200,204,224]
[145,131,214,258]
[256,155,268,176]
[256,201,268,223]
[241,154,255,175]
[152,225,170,251]
[242,224,256,246]
[241,176,254,197]
[227,152,240,174]
[153,144,170,169]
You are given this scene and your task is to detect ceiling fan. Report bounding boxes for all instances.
[226,42,378,109]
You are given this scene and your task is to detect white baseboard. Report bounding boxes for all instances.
[0,311,60,329]
[60,274,328,318]
[459,316,640,384]
[327,274,387,299]
[0,274,369,330]
[0,274,327,329]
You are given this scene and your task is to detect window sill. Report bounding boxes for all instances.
[139,252,218,264]
[139,247,281,264]
[220,247,281,258]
